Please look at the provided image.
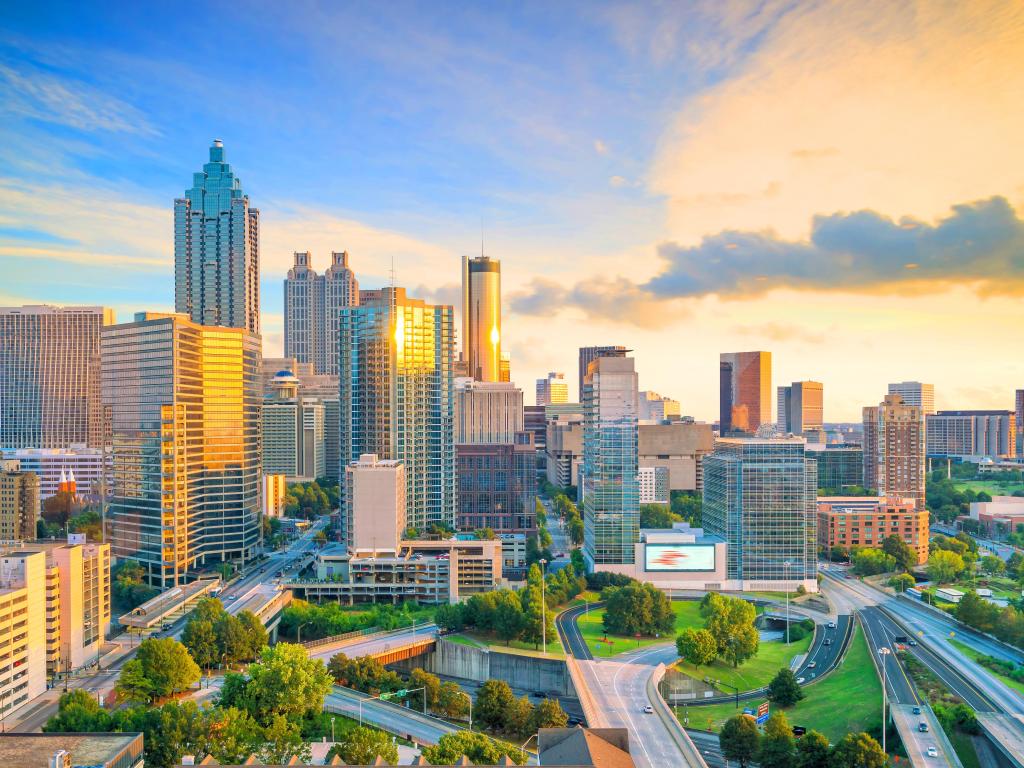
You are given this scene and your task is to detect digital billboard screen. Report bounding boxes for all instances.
[644,544,716,572]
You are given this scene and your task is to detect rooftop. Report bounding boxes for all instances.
[0,732,142,768]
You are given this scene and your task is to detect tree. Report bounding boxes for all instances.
[719,714,760,768]
[493,588,527,645]
[758,711,795,768]
[197,707,263,766]
[245,643,333,724]
[603,582,675,636]
[521,567,554,649]
[829,545,849,562]
[882,535,917,572]
[532,697,569,730]
[182,619,218,670]
[794,729,830,768]
[408,668,441,711]
[437,681,470,720]
[116,659,156,704]
[236,610,269,660]
[328,725,399,765]
[829,732,887,768]
[258,713,312,765]
[42,491,80,527]
[215,613,250,666]
[44,689,112,733]
[68,510,102,541]
[640,504,679,529]
[119,701,206,768]
[927,549,965,583]
[434,602,466,632]
[704,594,759,667]
[505,695,535,737]
[568,516,584,546]
[112,559,158,610]
[476,679,516,730]
[888,573,915,593]
[475,527,497,540]
[767,668,805,707]
[123,637,200,700]
[677,628,718,670]
[422,731,527,765]
[852,548,896,576]
[980,554,1006,576]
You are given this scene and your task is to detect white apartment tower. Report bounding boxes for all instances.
[284,251,359,375]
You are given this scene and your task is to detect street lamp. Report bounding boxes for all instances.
[331,715,336,743]
[878,646,891,755]
[783,561,792,644]
[460,689,473,731]
[539,559,548,654]
[297,621,311,645]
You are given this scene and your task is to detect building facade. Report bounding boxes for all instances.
[925,410,1016,459]
[456,434,537,535]
[343,454,405,552]
[338,288,456,531]
[817,496,928,564]
[0,462,39,541]
[536,372,569,407]
[462,255,502,382]
[719,351,772,435]
[546,415,584,489]
[863,394,926,510]
[638,422,715,492]
[638,391,682,423]
[637,466,670,504]
[283,251,359,375]
[1016,389,1024,456]
[703,438,818,589]
[0,448,109,510]
[777,381,824,434]
[262,371,326,480]
[582,355,639,566]
[454,379,523,444]
[174,140,260,334]
[805,444,864,491]
[577,346,628,403]
[888,381,935,415]
[0,306,113,450]
[102,313,261,587]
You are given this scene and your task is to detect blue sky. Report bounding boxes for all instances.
[3,1,1023,419]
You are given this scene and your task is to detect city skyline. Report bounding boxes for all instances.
[3,3,1023,421]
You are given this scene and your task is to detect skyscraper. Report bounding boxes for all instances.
[719,351,772,435]
[262,370,326,480]
[338,288,456,531]
[0,305,114,450]
[536,372,569,406]
[462,255,502,382]
[703,437,817,588]
[174,140,260,335]
[777,381,824,434]
[1015,389,1023,455]
[582,354,639,566]
[887,381,935,415]
[925,410,1015,459]
[0,461,39,541]
[578,346,628,402]
[454,379,524,444]
[102,313,261,587]
[863,394,926,510]
[284,250,359,375]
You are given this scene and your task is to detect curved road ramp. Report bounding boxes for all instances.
[649,664,710,768]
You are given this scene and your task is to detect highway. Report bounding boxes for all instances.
[324,685,458,745]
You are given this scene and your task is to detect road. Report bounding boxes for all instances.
[543,498,572,571]
[324,685,458,745]
[308,623,439,663]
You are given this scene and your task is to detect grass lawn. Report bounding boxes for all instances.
[949,638,1024,696]
[949,577,1022,600]
[448,630,565,658]
[953,479,1024,496]
[679,625,882,743]
[674,632,813,693]
[577,601,704,657]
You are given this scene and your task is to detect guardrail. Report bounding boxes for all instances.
[649,663,710,768]
[301,625,383,650]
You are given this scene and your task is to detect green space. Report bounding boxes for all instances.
[676,631,813,693]
[952,479,1024,497]
[448,630,565,658]
[948,731,982,768]
[949,638,1024,696]
[946,577,1021,601]
[680,625,882,743]
[577,601,702,657]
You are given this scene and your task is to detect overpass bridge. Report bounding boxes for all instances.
[976,714,1024,768]
[119,578,221,629]
[227,584,292,641]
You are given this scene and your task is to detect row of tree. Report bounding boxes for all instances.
[720,712,887,768]
[279,598,430,642]
[550,492,584,546]
[181,598,268,670]
[284,478,338,519]
[638,491,701,529]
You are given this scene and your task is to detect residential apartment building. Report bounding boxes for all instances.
[262,371,326,481]
[1016,389,1024,456]
[818,496,928,565]
[637,466,669,504]
[338,288,456,531]
[888,381,935,415]
[638,422,715,492]
[863,394,926,510]
[805,444,864,491]
[343,454,405,552]
[536,372,569,407]
[777,381,824,434]
[719,351,772,435]
[0,550,46,721]
[582,355,639,566]
[283,251,359,376]
[102,313,261,587]
[174,140,260,334]
[703,438,818,590]
[456,433,537,534]
[0,462,38,541]
[926,410,1016,459]
[454,379,523,444]
[262,474,286,518]
[0,305,113,450]
[462,255,503,382]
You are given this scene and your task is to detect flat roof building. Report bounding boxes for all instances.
[818,496,928,565]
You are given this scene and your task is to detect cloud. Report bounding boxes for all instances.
[593,139,609,155]
[731,322,825,345]
[510,196,1024,324]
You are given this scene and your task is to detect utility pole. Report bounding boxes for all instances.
[540,558,548,653]
[878,646,891,755]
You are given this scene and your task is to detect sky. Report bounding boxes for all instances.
[2,0,1023,421]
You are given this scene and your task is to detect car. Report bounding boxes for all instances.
[533,691,547,698]
[823,639,832,646]
[927,747,938,758]
[806,661,817,669]
[912,706,922,715]
[796,677,806,684]
[918,722,929,733]
[909,639,918,646]
[641,705,654,714]
[826,621,837,629]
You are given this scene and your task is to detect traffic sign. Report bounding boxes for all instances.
[756,701,769,725]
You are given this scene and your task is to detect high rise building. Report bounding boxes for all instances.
[462,255,502,382]
[638,422,715,492]
[887,381,935,415]
[456,433,537,535]
[546,414,584,489]
[343,454,405,552]
[102,313,261,587]
[338,288,456,531]
[0,306,114,450]
[536,372,569,406]
[863,394,926,510]
[174,140,260,335]
[582,355,639,566]
[925,410,1016,459]
[454,379,523,444]
[719,351,772,435]
[1017,389,1024,455]
[262,371,326,480]
[777,381,824,434]
[703,437,818,589]
[283,251,359,375]
[638,391,682,423]
[805,444,864,492]
[0,461,39,541]
[578,346,628,402]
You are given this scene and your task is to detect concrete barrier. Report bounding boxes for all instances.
[565,655,604,728]
[648,663,710,768]
[421,637,575,697]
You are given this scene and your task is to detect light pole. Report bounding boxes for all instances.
[783,561,792,644]
[331,715,336,743]
[539,558,548,653]
[878,646,891,755]
[460,690,473,730]
[297,621,311,645]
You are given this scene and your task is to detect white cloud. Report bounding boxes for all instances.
[593,139,610,155]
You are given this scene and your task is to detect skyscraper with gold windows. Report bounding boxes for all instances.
[101,313,261,587]
[339,288,455,532]
[461,255,502,382]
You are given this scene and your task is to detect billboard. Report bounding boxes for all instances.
[644,544,715,572]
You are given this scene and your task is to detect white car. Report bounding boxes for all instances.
[826,621,837,629]
[642,705,654,714]
[927,747,938,758]
[796,677,806,684]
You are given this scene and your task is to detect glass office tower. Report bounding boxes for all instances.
[174,140,260,335]
[719,351,772,435]
[703,437,817,587]
[582,355,639,565]
[461,256,502,382]
[338,288,455,531]
[102,313,261,588]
